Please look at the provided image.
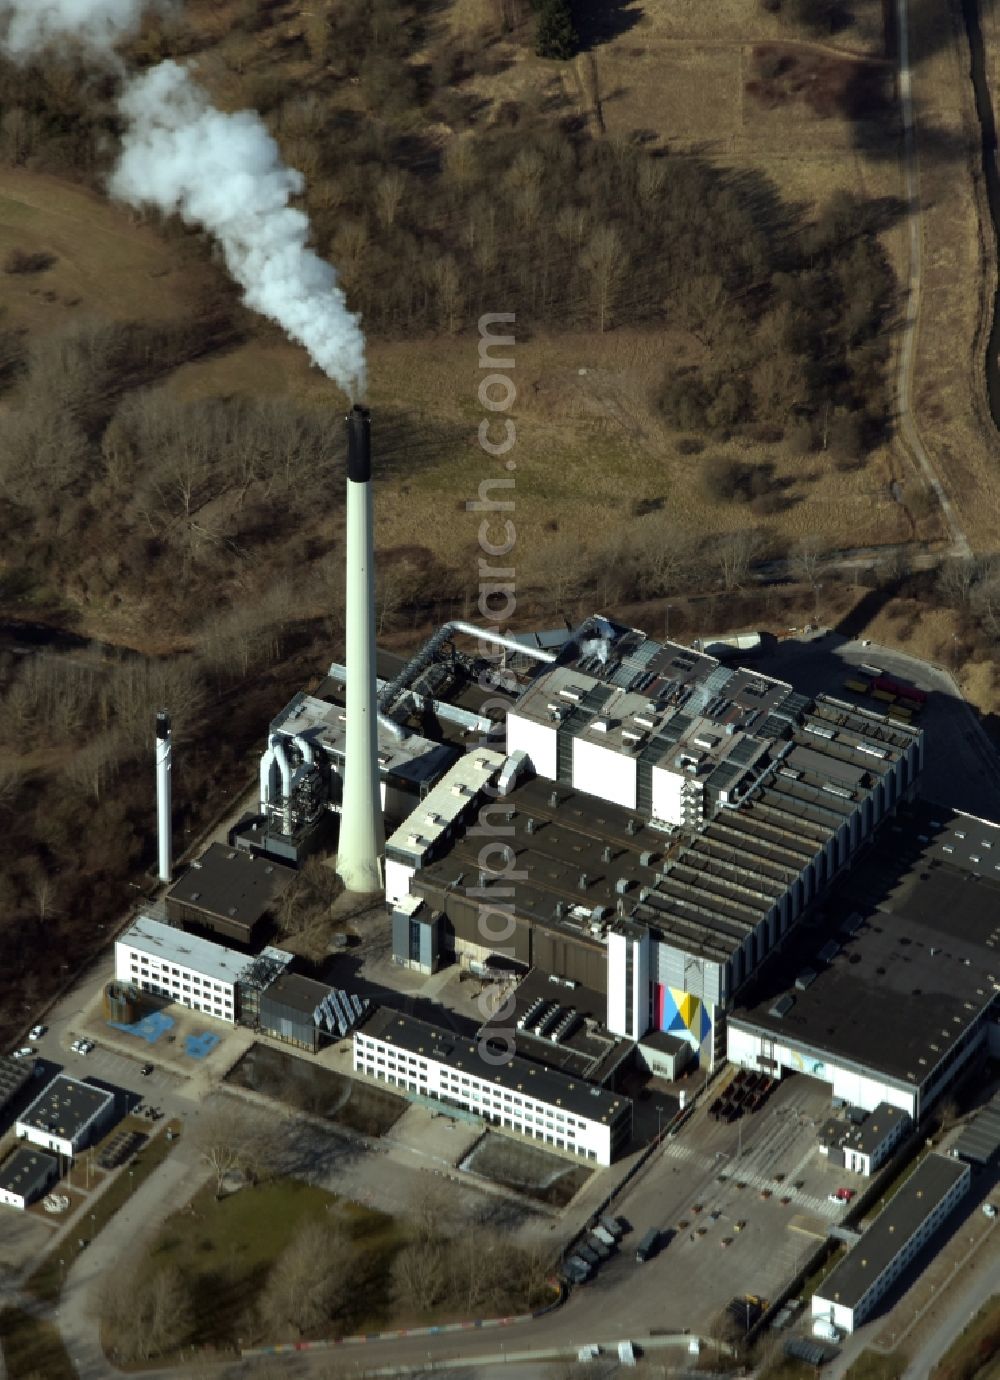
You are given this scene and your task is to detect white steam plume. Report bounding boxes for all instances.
[0,3,367,398]
[0,0,152,59]
[110,62,366,397]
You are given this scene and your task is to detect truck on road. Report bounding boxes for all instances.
[635,1228,660,1263]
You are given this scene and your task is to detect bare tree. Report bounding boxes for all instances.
[374,169,407,229]
[257,1218,349,1337]
[101,1262,192,1361]
[391,1239,449,1314]
[790,536,826,596]
[716,529,762,593]
[580,225,627,334]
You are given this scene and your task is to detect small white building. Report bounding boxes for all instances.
[818,1102,911,1177]
[115,914,258,1023]
[16,1075,116,1161]
[812,1154,970,1333]
[0,1146,58,1210]
[354,1008,632,1165]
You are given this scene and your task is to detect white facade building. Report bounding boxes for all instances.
[812,1154,970,1333]
[354,1009,632,1165]
[0,1147,58,1210]
[16,1075,115,1161]
[606,924,651,1040]
[115,914,258,1023]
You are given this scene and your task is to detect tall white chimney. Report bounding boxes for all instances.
[336,405,385,893]
[155,710,172,884]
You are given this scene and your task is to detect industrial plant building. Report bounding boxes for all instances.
[16,1075,116,1161]
[812,1153,971,1332]
[380,615,927,1086]
[165,844,294,945]
[0,1147,58,1211]
[727,806,1000,1117]
[354,1008,633,1165]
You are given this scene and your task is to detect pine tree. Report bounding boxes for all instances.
[535,0,577,60]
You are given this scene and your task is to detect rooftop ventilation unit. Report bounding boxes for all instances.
[626,819,639,836]
[578,873,589,890]
[602,845,613,863]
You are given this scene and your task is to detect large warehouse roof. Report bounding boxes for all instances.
[730,805,1000,1089]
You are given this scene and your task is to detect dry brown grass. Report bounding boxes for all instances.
[0,0,948,619]
[909,0,1000,552]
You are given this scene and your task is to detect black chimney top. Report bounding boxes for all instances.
[155,710,170,739]
[346,404,372,483]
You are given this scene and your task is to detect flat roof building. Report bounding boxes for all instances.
[728,804,1000,1119]
[0,1054,32,1122]
[0,1146,58,1211]
[116,913,290,1024]
[354,1008,633,1165]
[813,1154,970,1332]
[16,1075,116,1161]
[258,973,339,1054]
[166,843,294,945]
[818,1103,911,1176]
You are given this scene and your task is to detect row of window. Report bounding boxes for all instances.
[128,952,228,995]
[354,1042,600,1138]
[851,1183,968,1318]
[354,1041,589,1133]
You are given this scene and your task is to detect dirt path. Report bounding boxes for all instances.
[894,0,973,559]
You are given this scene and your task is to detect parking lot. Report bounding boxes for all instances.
[568,1072,864,1335]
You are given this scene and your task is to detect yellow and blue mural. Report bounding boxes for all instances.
[655,985,711,1046]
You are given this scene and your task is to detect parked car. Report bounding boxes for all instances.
[635,1229,660,1263]
[12,1047,34,1059]
[828,1188,855,1203]
[29,1025,46,1040]
[78,1039,95,1055]
[982,1203,997,1219]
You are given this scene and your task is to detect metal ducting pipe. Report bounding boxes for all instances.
[378,620,558,718]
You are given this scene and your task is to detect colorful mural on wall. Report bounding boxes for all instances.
[656,985,711,1046]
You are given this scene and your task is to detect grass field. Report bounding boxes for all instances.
[845,1351,907,1380]
[930,1294,1000,1380]
[0,1308,77,1380]
[26,1123,179,1303]
[141,1179,403,1352]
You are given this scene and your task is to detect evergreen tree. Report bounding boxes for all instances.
[535,0,577,60]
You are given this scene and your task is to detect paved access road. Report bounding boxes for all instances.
[754,634,1000,821]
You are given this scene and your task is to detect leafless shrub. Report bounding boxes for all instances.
[3,248,56,275]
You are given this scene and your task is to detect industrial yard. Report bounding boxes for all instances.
[2,0,1000,1376]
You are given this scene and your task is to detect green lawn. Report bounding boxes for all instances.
[844,1350,907,1380]
[0,1308,77,1380]
[931,1295,1000,1380]
[143,1179,404,1354]
[26,1123,179,1303]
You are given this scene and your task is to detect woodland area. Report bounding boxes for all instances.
[0,0,903,1038]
